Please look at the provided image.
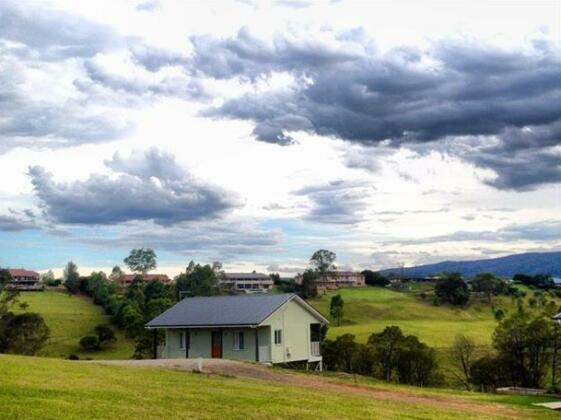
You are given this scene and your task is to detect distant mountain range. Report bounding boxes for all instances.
[381,251,561,278]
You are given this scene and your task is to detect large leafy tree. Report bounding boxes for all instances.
[124,248,157,274]
[300,269,318,299]
[310,249,337,282]
[63,261,80,294]
[175,262,220,297]
[493,312,553,388]
[434,272,469,306]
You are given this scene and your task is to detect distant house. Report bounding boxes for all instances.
[221,272,273,293]
[118,273,171,288]
[295,271,366,289]
[7,268,42,291]
[146,293,328,369]
[553,277,561,288]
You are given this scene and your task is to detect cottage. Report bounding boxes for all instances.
[7,268,42,291]
[146,293,328,369]
[295,271,366,289]
[117,273,171,288]
[221,272,273,293]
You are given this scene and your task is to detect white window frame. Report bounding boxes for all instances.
[179,331,185,349]
[233,331,244,351]
[274,329,282,345]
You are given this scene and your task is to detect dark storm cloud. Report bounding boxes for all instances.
[293,180,372,224]
[28,149,240,226]
[189,27,365,80]
[194,31,561,190]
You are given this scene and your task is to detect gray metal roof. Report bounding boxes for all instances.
[223,272,271,280]
[146,293,309,328]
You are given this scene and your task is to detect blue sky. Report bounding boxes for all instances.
[0,0,560,277]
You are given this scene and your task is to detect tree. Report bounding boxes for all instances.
[300,269,318,299]
[109,265,123,282]
[361,270,389,287]
[0,268,11,290]
[450,334,476,390]
[368,326,405,381]
[321,334,357,372]
[493,312,553,388]
[310,249,337,283]
[175,263,219,297]
[124,248,157,274]
[471,272,500,302]
[434,273,469,305]
[94,325,116,348]
[329,294,344,326]
[269,273,281,285]
[63,261,80,294]
[40,270,55,284]
[0,313,49,355]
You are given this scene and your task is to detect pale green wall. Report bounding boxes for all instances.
[222,328,257,361]
[261,299,321,363]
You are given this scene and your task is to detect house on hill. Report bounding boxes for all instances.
[146,293,328,369]
[295,271,366,289]
[117,273,171,288]
[7,268,42,291]
[221,272,273,293]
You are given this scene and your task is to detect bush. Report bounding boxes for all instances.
[434,273,469,306]
[0,313,50,355]
[67,354,80,360]
[79,335,99,351]
[94,324,116,348]
[494,308,505,321]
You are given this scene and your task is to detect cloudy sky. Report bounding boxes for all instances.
[1,0,560,276]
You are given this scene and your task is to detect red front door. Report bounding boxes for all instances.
[211,331,222,358]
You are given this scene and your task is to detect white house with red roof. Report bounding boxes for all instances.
[7,268,42,291]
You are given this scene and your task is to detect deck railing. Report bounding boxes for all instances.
[310,341,321,357]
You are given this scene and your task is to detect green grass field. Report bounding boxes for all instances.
[309,286,544,348]
[14,289,134,359]
[0,354,556,419]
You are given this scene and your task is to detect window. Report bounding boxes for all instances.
[179,331,190,349]
[233,331,245,350]
[274,329,282,345]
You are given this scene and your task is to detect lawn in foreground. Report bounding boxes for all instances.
[15,290,134,359]
[0,355,556,419]
[309,287,526,347]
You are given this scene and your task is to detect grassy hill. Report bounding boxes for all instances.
[309,286,548,348]
[0,354,557,419]
[15,289,134,359]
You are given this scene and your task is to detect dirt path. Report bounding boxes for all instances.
[92,359,522,418]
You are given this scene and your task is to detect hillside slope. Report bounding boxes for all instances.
[0,355,556,419]
[16,290,134,359]
[381,251,561,278]
[309,286,555,347]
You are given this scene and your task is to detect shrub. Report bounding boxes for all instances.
[94,325,116,348]
[494,308,505,321]
[0,313,50,355]
[67,354,80,360]
[79,335,99,351]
